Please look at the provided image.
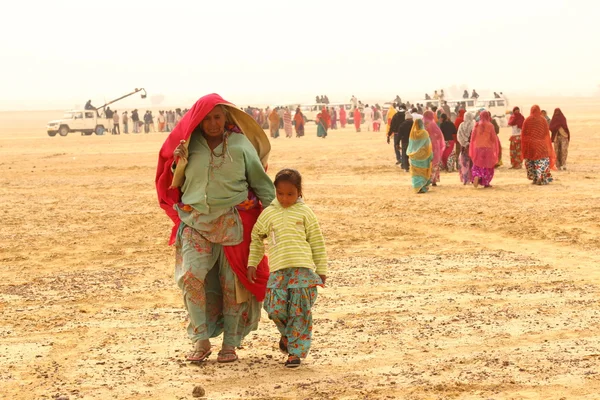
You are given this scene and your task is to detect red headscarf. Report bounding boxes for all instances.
[549,108,570,141]
[469,111,500,168]
[423,110,445,164]
[454,109,466,130]
[522,105,556,168]
[508,106,525,129]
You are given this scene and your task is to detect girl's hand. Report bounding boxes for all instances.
[247,267,257,283]
[319,275,327,286]
[173,140,188,160]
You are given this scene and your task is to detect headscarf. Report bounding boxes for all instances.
[457,112,475,147]
[454,109,466,130]
[549,108,570,141]
[423,110,445,164]
[406,119,433,193]
[469,111,500,169]
[522,105,556,167]
[508,106,525,129]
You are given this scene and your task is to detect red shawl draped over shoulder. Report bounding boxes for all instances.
[549,108,570,141]
[155,93,270,301]
[521,105,556,168]
[508,107,525,129]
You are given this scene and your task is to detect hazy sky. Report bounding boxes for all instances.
[1,0,599,110]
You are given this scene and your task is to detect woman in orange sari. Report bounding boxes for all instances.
[268,108,280,138]
[293,107,305,137]
[521,105,555,185]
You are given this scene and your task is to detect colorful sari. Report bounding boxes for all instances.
[316,113,328,138]
[469,111,499,187]
[294,109,305,137]
[407,119,433,193]
[283,109,293,138]
[522,105,556,185]
[423,111,445,185]
[269,110,280,138]
[508,107,524,168]
[339,107,347,128]
[457,112,475,185]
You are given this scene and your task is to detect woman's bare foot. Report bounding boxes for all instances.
[473,176,480,188]
[217,345,238,363]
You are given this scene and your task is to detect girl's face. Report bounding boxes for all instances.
[276,181,300,208]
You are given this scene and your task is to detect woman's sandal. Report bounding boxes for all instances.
[278,337,288,354]
[284,355,301,368]
[186,343,212,363]
[217,349,238,363]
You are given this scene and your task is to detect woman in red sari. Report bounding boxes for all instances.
[508,106,525,169]
[522,105,555,185]
[353,108,361,132]
[339,106,347,128]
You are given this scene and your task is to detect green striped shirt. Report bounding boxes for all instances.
[248,199,327,275]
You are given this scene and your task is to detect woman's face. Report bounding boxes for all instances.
[201,107,226,138]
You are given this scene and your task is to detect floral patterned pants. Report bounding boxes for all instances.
[263,268,322,358]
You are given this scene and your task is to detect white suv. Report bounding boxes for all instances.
[47,110,110,137]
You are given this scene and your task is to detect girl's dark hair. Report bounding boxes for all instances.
[274,169,303,196]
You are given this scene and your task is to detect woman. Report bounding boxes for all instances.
[293,107,305,137]
[549,108,570,170]
[453,109,466,170]
[156,94,275,364]
[283,108,293,138]
[457,112,475,185]
[330,107,338,130]
[469,111,500,188]
[522,105,555,185]
[268,108,280,138]
[407,119,433,193]
[339,106,347,128]
[423,110,445,186]
[353,108,361,132]
[440,113,457,172]
[491,117,503,167]
[373,107,383,132]
[316,108,329,138]
[507,106,524,169]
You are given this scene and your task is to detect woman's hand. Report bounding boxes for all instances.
[319,275,327,286]
[173,140,188,160]
[247,266,257,284]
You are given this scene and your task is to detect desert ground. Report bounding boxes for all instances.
[1,97,600,400]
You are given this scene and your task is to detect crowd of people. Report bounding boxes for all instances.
[385,101,570,193]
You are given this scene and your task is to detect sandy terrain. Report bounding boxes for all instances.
[1,98,600,399]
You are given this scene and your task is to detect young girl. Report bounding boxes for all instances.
[247,169,327,368]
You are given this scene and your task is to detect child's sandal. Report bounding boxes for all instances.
[284,355,301,368]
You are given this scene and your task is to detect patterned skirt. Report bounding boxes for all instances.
[526,158,553,185]
[472,165,495,187]
[509,135,523,168]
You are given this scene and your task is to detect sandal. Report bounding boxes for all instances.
[284,355,301,368]
[278,337,288,354]
[186,342,212,363]
[217,349,238,363]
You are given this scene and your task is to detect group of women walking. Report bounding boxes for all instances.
[406,105,571,193]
